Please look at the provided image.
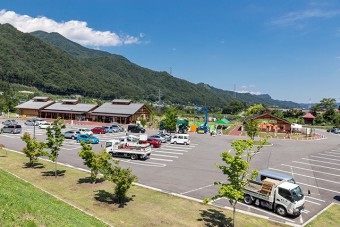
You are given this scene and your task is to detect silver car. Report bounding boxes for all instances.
[2,120,18,125]
[25,120,39,126]
[63,130,80,139]
[1,124,22,134]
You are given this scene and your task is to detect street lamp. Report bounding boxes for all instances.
[70,109,73,128]
[33,119,36,138]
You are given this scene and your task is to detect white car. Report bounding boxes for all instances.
[39,122,51,129]
[170,134,190,145]
[78,128,93,135]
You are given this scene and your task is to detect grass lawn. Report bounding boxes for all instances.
[0,150,287,227]
[306,204,340,227]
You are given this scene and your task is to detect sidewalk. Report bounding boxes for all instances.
[228,126,242,136]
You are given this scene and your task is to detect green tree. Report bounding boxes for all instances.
[78,141,112,183]
[204,138,266,227]
[103,161,137,204]
[222,99,246,114]
[319,98,336,111]
[140,118,147,127]
[21,132,46,167]
[323,109,336,123]
[245,119,259,140]
[271,109,284,119]
[163,107,178,132]
[314,114,324,125]
[46,118,66,177]
[245,104,265,116]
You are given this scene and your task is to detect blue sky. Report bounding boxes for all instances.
[0,0,339,103]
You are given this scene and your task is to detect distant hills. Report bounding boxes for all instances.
[0,23,299,108]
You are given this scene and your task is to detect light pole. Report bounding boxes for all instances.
[33,119,36,138]
[70,109,73,128]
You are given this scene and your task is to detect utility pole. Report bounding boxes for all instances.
[158,89,161,113]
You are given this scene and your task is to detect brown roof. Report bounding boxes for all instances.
[303,113,315,119]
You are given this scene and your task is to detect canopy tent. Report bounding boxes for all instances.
[215,118,230,125]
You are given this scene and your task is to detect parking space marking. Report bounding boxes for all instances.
[306,196,326,203]
[269,168,340,185]
[160,147,189,152]
[149,157,173,162]
[292,161,340,171]
[152,154,179,158]
[322,152,340,157]
[62,147,81,151]
[118,159,166,167]
[296,182,340,194]
[301,158,340,166]
[154,151,184,155]
[301,210,310,214]
[310,155,340,162]
[304,199,321,205]
[331,150,340,152]
[281,164,340,177]
[167,145,193,149]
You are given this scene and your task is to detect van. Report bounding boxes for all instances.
[127,125,145,133]
[255,169,296,184]
[1,124,22,134]
[170,134,190,145]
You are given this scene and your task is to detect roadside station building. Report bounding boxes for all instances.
[244,112,292,133]
[302,113,315,125]
[15,96,54,117]
[40,99,98,121]
[90,99,151,124]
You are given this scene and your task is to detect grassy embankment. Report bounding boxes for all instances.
[306,204,340,227]
[0,150,288,227]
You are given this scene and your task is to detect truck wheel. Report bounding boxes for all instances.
[71,136,75,139]
[244,195,253,205]
[276,205,287,216]
[131,154,138,160]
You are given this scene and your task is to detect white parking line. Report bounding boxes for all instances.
[304,199,321,205]
[160,147,188,152]
[331,150,340,152]
[319,152,340,158]
[149,157,173,162]
[297,182,340,194]
[269,167,340,185]
[325,151,340,157]
[305,196,326,203]
[301,210,310,214]
[292,161,340,171]
[62,147,81,151]
[311,155,340,162]
[154,151,184,155]
[151,154,178,158]
[167,145,193,149]
[323,152,340,157]
[119,159,166,167]
[301,158,340,166]
[281,164,340,177]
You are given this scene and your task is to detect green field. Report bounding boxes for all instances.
[306,204,340,227]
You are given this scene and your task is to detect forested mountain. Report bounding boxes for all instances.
[0,23,298,108]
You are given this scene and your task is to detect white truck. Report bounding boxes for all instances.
[105,138,151,160]
[243,178,305,216]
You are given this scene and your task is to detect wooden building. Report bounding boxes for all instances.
[90,99,151,124]
[303,113,315,125]
[15,96,54,117]
[244,112,292,133]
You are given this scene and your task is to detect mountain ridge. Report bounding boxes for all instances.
[0,23,299,108]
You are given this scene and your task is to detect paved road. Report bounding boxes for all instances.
[1,120,339,226]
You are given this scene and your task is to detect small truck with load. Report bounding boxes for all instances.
[105,135,151,160]
[243,178,305,216]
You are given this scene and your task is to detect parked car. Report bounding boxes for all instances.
[39,122,51,129]
[91,127,106,134]
[24,119,39,126]
[140,138,161,148]
[2,120,18,125]
[149,134,167,143]
[333,128,340,134]
[127,124,145,133]
[111,124,124,132]
[33,118,47,125]
[170,134,190,145]
[62,130,80,139]
[76,134,99,144]
[78,128,93,135]
[327,127,338,133]
[102,126,113,133]
[1,124,22,134]
[158,132,171,141]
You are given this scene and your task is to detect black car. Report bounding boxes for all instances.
[127,124,145,133]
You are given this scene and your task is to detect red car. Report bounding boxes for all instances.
[140,138,161,148]
[91,127,106,134]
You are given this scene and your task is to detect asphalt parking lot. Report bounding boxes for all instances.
[1,120,339,226]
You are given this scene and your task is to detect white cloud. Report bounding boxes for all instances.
[271,9,340,25]
[0,10,141,47]
[236,90,262,95]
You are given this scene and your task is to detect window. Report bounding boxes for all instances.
[106,142,112,148]
[278,188,292,200]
